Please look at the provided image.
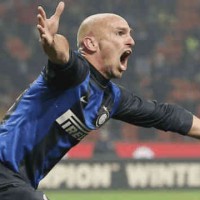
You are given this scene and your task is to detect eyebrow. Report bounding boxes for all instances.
[116,27,133,34]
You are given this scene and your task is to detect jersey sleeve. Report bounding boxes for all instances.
[112,87,193,135]
[42,50,89,89]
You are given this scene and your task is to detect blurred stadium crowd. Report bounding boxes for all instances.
[1,0,200,154]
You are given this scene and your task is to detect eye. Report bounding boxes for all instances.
[117,31,124,36]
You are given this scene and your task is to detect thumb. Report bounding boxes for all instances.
[54,1,65,19]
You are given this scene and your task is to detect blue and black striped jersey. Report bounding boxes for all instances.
[0,50,193,188]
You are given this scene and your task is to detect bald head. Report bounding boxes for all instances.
[77,13,128,48]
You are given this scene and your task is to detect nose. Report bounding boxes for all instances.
[128,35,135,47]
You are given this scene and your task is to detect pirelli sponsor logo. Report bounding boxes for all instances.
[56,110,90,141]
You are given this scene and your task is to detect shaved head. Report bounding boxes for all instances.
[76,13,134,79]
[77,13,128,48]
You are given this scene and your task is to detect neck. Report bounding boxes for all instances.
[81,53,110,80]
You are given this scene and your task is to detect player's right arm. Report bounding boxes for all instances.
[36,2,89,89]
[37,1,69,65]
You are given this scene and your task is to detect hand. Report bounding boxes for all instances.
[37,1,69,64]
[37,1,65,45]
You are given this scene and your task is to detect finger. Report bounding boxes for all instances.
[38,5,47,20]
[37,14,45,28]
[54,1,65,19]
[37,24,46,42]
[37,24,45,36]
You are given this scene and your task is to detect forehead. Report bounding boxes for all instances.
[105,15,131,30]
[77,14,132,42]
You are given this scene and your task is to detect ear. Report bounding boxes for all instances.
[82,36,98,52]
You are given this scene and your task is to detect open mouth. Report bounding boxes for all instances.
[120,50,132,64]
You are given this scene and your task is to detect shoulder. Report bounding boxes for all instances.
[43,50,90,89]
[69,50,90,68]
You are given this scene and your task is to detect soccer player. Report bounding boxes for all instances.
[0,1,200,199]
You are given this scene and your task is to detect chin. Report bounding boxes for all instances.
[112,72,123,79]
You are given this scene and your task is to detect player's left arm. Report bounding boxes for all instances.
[187,115,200,139]
[112,87,193,136]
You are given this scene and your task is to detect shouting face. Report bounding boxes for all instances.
[78,14,135,79]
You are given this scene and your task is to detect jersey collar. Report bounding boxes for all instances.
[89,64,110,89]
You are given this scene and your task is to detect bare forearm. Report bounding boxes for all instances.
[45,34,70,64]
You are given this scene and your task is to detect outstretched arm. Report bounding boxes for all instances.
[113,88,200,140]
[37,1,70,64]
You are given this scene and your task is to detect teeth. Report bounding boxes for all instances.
[125,50,132,55]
